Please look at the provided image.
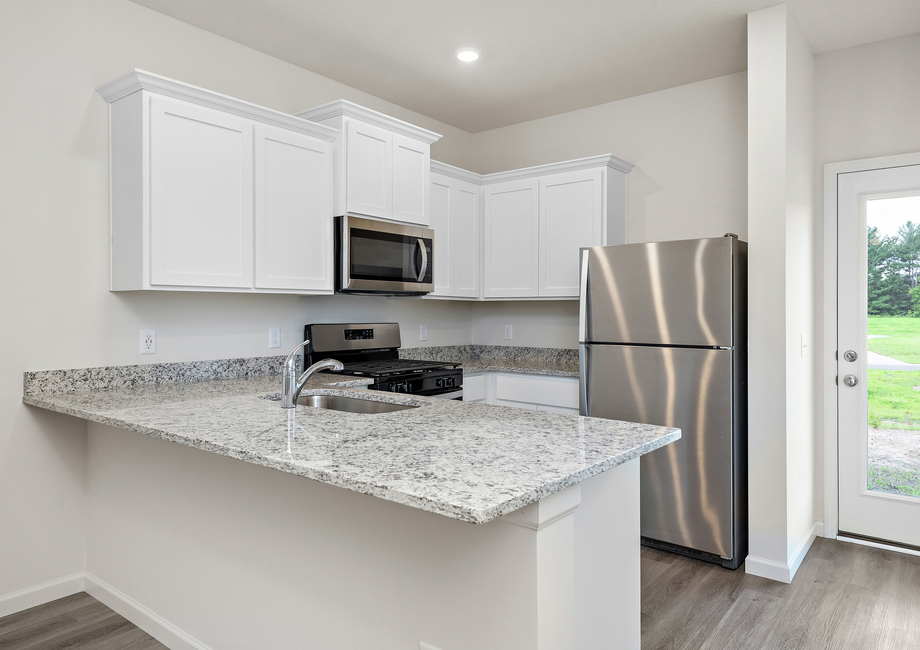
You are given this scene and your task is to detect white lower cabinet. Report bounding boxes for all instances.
[430,165,480,298]
[464,372,580,414]
[99,71,337,294]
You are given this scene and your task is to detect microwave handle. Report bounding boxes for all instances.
[416,238,428,282]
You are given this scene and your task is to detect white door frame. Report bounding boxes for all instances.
[822,151,920,538]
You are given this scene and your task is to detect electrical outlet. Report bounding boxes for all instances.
[504,324,513,340]
[420,325,428,341]
[269,327,281,349]
[140,329,156,355]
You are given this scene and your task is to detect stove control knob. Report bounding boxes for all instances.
[436,378,444,388]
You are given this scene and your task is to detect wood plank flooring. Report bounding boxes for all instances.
[0,592,165,650]
[642,537,920,650]
[3,538,918,650]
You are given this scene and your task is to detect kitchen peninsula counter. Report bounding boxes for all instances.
[23,358,676,524]
[24,356,677,649]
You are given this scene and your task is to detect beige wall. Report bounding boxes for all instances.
[469,72,749,244]
[466,72,749,349]
[0,0,474,605]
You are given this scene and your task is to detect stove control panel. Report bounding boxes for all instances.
[344,328,375,341]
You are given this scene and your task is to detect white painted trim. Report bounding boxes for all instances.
[502,484,582,530]
[744,555,792,583]
[97,70,340,142]
[822,151,920,540]
[296,99,441,144]
[430,159,483,184]
[788,521,821,580]
[481,154,634,184]
[0,573,85,618]
[84,572,214,650]
[745,520,821,583]
[836,534,920,558]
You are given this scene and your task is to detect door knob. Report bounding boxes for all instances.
[843,350,858,362]
[843,374,858,387]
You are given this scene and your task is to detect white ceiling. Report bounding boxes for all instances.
[128,0,920,133]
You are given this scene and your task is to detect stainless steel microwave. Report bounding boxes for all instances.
[334,215,434,295]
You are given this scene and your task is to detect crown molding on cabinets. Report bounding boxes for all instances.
[97,69,339,142]
[297,99,442,145]
[431,160,483,185]
[480,154,634,185]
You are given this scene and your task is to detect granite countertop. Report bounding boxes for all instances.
[22,354,678,525]
[400,344,580,377]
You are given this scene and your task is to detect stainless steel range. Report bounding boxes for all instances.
[303,323,463,400]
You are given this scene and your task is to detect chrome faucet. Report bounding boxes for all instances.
[281,340,344,408]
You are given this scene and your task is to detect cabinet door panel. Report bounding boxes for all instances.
[346,120,392,219]
[254,124,332,292]
[539,169,603,296]
[430,175,452,295]
[483,179,539,297]
[150,95,253,288]
[453,181,480,297]
[393,134,429,225]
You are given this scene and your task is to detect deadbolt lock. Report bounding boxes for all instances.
[843,350,858,362]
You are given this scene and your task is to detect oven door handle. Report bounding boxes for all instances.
[416,238,428,282]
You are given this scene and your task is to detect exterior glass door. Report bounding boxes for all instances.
[838,164,920,548]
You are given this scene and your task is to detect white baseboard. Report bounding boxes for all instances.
[0,573,85,618]
[788,521,821,579]
[84,572,213,650]
[744,555,792,583]
[745,520,823,584]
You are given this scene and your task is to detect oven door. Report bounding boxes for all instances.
[337,215,434,294]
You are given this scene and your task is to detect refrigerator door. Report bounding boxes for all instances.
[581,343,734,558]
[581,237,736,347]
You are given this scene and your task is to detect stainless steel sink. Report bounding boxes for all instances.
[296,394,418,414]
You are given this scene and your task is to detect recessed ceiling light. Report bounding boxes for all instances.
[456,48,480,62]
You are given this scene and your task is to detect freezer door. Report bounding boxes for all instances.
[581,237,737,347]
[581,343,734,558]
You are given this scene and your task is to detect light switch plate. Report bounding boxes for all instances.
[504,324,513,340]
[420,325,428,341]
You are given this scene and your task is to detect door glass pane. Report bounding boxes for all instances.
[866,194,920,498]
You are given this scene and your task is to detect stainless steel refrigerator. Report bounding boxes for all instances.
[578,236,747,569]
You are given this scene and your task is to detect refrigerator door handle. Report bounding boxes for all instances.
[578,249,589,342]
[579,345,588,416]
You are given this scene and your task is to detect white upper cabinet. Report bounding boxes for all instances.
[345,120,392,219]
[538,168,603,297]
[430,163,480,299]
[98,70,338,294]
[149,95,254,288]
[481,155,633,300]
[254,123,333,292]
[297,100,440,227]
[483,178,540,298]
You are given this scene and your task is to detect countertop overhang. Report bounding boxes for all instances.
[23,356,679,524]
